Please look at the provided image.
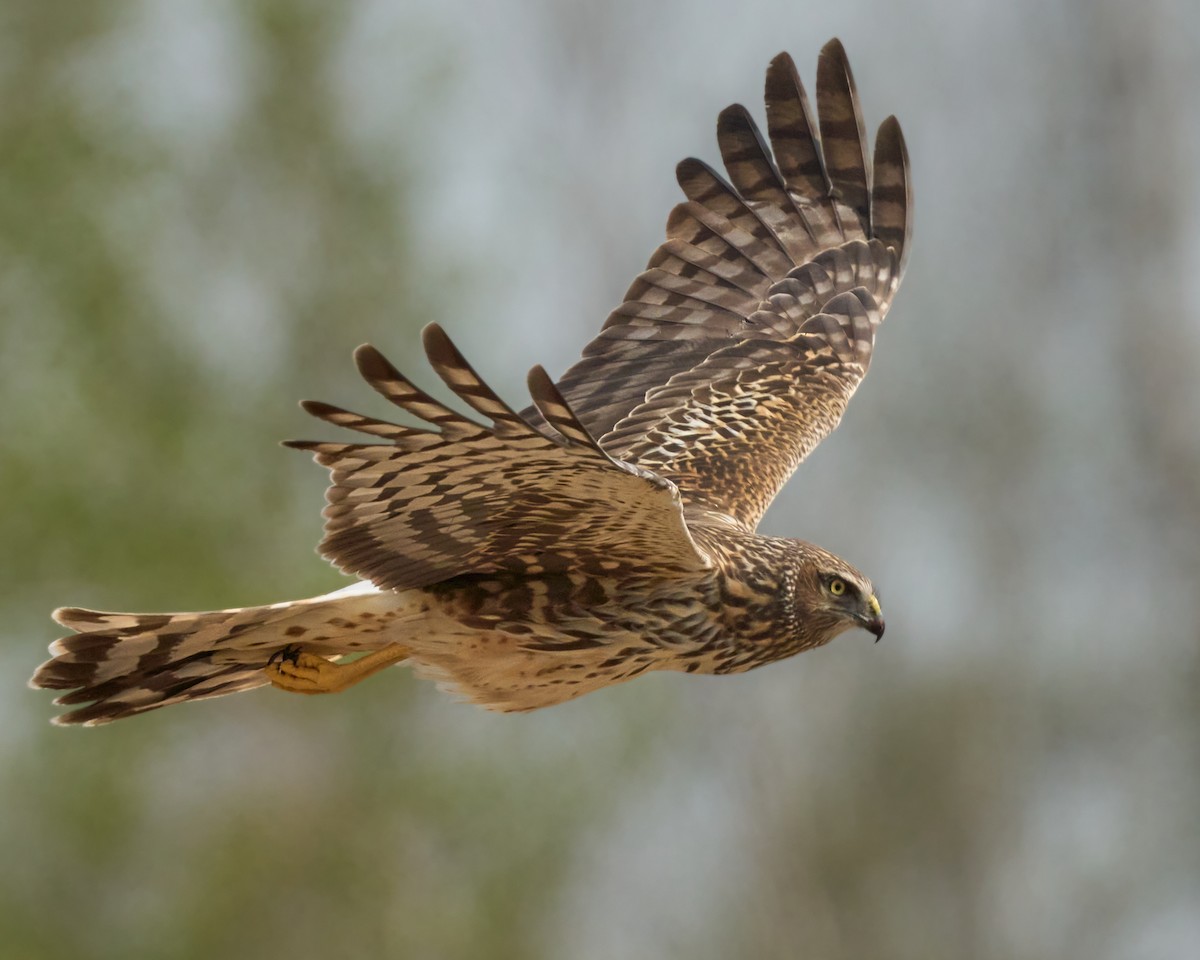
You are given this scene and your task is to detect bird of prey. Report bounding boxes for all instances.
[31,39,910,725]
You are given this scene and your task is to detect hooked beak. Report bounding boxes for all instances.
[863,594,885,643]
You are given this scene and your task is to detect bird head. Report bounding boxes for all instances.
[789,546,884,645]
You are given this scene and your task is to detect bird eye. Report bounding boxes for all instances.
[828,578,847,596]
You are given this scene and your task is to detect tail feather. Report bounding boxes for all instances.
[30,582,405,726]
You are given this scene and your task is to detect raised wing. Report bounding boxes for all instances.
[616,289,880,529]
[548,40,911,529]
[287,324,710,592]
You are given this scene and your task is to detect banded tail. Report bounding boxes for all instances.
[29,582,404,726]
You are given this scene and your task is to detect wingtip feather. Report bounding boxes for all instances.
[819,37,848,65]
[768,50,796,73]
[871,114,912,273]
[421,323,481,387]
[420,322,454,363]
[354,343,397,384]
[299,398,333,417]
[815,38,870,234]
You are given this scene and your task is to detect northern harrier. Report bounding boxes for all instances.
[32,39,910,725]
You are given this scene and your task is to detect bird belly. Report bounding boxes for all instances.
[400,621,661,712]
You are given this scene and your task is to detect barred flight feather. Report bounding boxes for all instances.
[545,38,910,477]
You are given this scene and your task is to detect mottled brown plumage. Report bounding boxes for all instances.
[31,39,908,725]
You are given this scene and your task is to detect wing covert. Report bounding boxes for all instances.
[288,325,710,591]
[615,290,880,529]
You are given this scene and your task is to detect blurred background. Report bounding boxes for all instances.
[3,0,1198,957]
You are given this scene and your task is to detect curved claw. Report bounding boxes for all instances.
[267,644,302,667]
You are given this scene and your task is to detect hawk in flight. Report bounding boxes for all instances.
[32,39,910,725]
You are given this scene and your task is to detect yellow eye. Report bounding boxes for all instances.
[829,578,846,596]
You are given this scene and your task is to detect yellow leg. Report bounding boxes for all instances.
[265,643,410,695]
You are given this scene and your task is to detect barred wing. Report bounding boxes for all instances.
[287,324,710,591]
[615,289,881,529]
[548,40,911,528]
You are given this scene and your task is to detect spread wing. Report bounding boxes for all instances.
[547,40,912,530]
[287,324,711,592]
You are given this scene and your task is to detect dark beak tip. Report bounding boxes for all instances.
[868,618,886,643]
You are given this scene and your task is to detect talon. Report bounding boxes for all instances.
[268,644,302,667]
[264,642,410,696]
